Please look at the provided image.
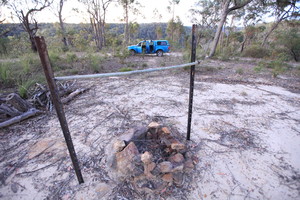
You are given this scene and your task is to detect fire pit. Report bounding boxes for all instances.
[105,122,199,194]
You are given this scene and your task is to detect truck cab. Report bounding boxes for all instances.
[128,40,170,57]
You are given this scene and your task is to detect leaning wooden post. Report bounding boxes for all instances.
[34,36,84,184]
[187,24,197,140]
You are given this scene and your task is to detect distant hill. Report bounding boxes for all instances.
[1,23,192,40]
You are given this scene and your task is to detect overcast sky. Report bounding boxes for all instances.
[2,0,197,26]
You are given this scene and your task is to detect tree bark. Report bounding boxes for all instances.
[58,0,69,48]
[208,0,230,57]
[208,0,253,57]
[124,1,129,45]
[0,108,42,128]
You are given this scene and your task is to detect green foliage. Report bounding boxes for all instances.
[256,59,289,77]
[20,53,39,74]
[236,68,244,75]
[0,62,12,84]
[115,47,130,64]
[183,49,191,62]
[18,80,35,99]
[0,37,9,55]
[166,17,185,48]
[66,53,78,63]
[49,51,62,70]
[270,48,293,61]
[160,61,166,67]
[275,28,300,62]
[88,54,104,73]
[119,67,133,72]
[242,45,270,58]
[254,65,263,73]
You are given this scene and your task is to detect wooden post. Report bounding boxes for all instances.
[187,24,197,141]
[34,36,84,184]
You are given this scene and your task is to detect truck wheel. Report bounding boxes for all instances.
[156,50,163,57]
[130,50,135,56]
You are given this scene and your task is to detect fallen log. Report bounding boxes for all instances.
[0,108,43,128]
[0,104,23,122]
[6,93,32,112]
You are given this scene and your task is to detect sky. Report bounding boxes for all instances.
[2,0,197,26]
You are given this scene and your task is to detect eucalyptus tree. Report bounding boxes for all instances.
[79,0,113,50]
[5,0,53,52]
[208,0,254,57]
[166,0,180,42]
[119,0,135,45]
[52,0,69,48]
[261,0,300,46]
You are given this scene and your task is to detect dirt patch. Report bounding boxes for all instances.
[0,54,300,199]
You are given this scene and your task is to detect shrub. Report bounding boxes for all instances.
[66,53,77,63]
[270,48,293,61]
[242,45,270,58]
[254,65,263,73]
[256,59,288,77]
[275,28,300,62]
[18,80,35,98]
[88,54,103,73]
[236,68,244,74]
[0,63,12,84]
[119,67,133,72]
[49,51,62,70]
[20,53,39,74]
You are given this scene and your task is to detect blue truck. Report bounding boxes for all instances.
[128,40,170,57]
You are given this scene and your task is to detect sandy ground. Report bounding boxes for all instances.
[0,55,300,199]
[0,54,300,200]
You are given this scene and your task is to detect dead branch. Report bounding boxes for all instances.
[61,88,88,104]
[0,108,43,128]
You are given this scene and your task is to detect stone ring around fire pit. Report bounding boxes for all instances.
[104,122,199,193]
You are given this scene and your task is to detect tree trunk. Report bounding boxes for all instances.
[124,2,129,45]
[240,35,247,53]
[261,20,281,47]
[208,0,230,57]
[58,0,69,48]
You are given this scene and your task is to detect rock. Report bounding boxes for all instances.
[192,155,200,165]
[162,173,173,183]
[161,127,171,135]
[158,161,173,173]
[148,162,156,171]
[141,151,153,164]
[115,142,139,174]
[171,142,185,151]
[113,140,126,152]
[148,122,161,128]
[11,183,18,193]
[148,122,161,139]
[169,153,185,163]
[172,164,184,172]
[184,159,194,171]
[143,162,156,178]
[173,172,184,186]
[160,135,185,151]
